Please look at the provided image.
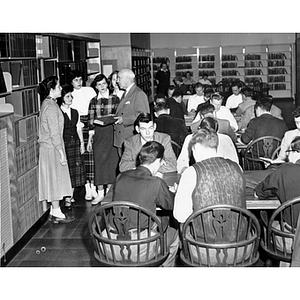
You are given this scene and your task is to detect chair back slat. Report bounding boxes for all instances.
[242,136,282,170]
[180,204,261,267]
[88,201,168,267]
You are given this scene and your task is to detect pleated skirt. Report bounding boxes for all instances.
[64,138,86,188]
[80,115,94,182]
[39,146,73,202]
[93,124,119,185]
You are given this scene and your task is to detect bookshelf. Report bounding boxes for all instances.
[0,33,43,260]
[36,34,101,86]
[198,47,220,85]
[1,33,102,261]
[131,48,152,97]
[151,44,294,98]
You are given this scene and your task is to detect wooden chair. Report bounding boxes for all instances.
[180,204,261,267]
[88,201,168,267]
[241,136,282,170]
[260,196,300,266]
[171,140,182,158]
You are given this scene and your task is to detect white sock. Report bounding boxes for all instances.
[51,207,65,219]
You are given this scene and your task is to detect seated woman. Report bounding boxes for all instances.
[255,136,300,252]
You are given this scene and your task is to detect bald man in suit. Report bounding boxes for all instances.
[114,69,150,153]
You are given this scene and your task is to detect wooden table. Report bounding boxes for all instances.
[162,170,281,210]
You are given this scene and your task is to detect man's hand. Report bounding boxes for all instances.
[115,116,123,124]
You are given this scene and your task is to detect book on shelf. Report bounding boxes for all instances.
[0,64,7,93]
[94,115,117,126]
[258,157,285,165]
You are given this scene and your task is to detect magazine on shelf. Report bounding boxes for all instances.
[93,115,117,126]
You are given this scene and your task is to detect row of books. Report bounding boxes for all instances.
[176,56,192,63]
[133,65,151,76]
[269,83,287,90]
[18,194,43,239]
[268,68,288,75]
[57,38,73,62]
[0,33,36,58]
[268,76,286,83]
[74,40,87,61]
[6,88,39,117]
[17,167,38,207]
[15,140,39,176]
[15,114,38,147]
[199,55,215,62]
[199,70,216,77]
[1,59,38,88]
[175,63,192,70]
[132,57,151,67]
[135,73,151,86]
[199,62,215,69]
[153,57,169,64]
[36,35,57,59]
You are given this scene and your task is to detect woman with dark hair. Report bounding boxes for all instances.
[87,74,120,205]
[38,76,74,223]
[108,70,125,99]
[155,62,171,97]
[69,70,97,201]
[57,85,86,207]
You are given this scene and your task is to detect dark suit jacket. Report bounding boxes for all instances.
[119,131,177,173]
[114,84,149,148]
[103,166,174,229]
[175,83,188,95]
[166,97,185,120]
[155,114,189,146]
[241,113,288,145]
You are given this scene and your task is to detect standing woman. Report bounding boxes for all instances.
[87,74,120,205]
[38,76,74,223]
[57,85,86,207]
[108,70,125,99]
[155,62,171,97]
[69,70,97,201]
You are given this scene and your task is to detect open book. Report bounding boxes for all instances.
[94,116,117,126]
[258,157,285,165]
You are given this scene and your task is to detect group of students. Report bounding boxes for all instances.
[37,65,300,265]
[38,68,150,223]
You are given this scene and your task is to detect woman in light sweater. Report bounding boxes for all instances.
[38,76,74,223]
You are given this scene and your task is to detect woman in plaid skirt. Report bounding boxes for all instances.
[58,85,86,207]
[87,74,120,205]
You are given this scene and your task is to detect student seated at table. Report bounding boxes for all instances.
[177,116,239,173]
[225,81,243,112]
[119,112,177,176]
[102,141,179,266]
[166,89,187,120]
[235,86,256,117]
[238,95,283,131]
[173,128,247,264]
[274,106,300,162]
[240,97,288,149]
[187,82,205,114]
[255,136,300,253]
[191,101,237,142]
[154,102,189,149]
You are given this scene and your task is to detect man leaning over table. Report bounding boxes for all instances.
[119,112,177,176]
[240,97,287,147]
[255,136,300,253]
[174,128,247,265]
[102,141,179,267]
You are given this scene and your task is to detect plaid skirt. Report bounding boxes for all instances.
[64,138,86,188]
[80,115,94,182]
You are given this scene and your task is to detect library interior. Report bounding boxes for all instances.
[1,32,300,268]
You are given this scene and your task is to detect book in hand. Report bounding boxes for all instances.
[258,157,285,165]
[94,115,117,126]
